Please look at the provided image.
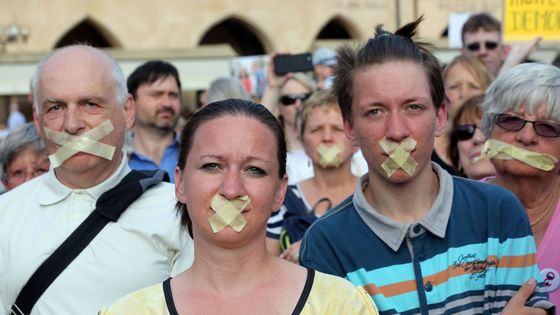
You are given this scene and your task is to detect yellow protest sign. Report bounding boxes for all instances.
[504,0,560,41]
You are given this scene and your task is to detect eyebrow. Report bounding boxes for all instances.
[43,96,108,105]
[199,154,273,164]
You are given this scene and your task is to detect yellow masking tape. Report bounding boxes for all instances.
[208,194,251,233]
[379,137,418,177]
[480,139,559,171]
[316,144,343,168]
[44,120,116,168]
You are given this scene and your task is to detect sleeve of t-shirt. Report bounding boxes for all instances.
[298,223,341,277]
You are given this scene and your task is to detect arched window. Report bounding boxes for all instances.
[199,17,266,56]
[55,19,117,48]
[316,17,355,39]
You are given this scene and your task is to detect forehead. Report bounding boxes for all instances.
[352,61,431,104]
[463,29,501,43]
[306,106,341,122]
[446,63,478,82]
[138,75,179,91]
[191,115,277,152]
[280,79,310,94]
[39,50,116,101]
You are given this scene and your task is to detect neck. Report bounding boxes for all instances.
[187,235,275,293]
[311,161,356,192]
[365,163,439,224]
[133,126,175,164]
[433,134,451,165]
[495,174,560,210]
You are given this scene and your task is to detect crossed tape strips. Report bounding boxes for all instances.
[316,144,343,168]
[208,194,251,233]
[44,120,116,168]
[379,137,418,177]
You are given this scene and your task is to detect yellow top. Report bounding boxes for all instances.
[100,270,378,315]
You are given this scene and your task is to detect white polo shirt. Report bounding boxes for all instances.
[0,153,194,314]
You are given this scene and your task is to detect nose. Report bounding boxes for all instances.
[515,122,538,146]
[219,169,245,200]
[472,128,486,144]
[322,127,334,142]
[385,112,409,142]
[63,106,86,135]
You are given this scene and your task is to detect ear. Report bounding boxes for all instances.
[271,175,288,213]
[434,103,448,137]
[174,166,186,204]
[344,120,359,146]
[501,44,511,59]
[124,94,136,130]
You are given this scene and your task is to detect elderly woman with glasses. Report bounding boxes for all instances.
[0,123,50,192]
[480,63,560,305]
[447,94,496,179]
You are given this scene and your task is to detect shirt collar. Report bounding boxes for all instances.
[38,150,131,206]
[353,162,454,252]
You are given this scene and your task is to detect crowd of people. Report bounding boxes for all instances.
[0,11,559,315]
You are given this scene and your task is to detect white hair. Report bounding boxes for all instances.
[480,63,560,137]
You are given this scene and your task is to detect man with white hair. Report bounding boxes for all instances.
[0,45,194,315]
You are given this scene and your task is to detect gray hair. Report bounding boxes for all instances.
[480,63,560,137]
[206,77,251,103]
[31,45,128,115]
[1,123,47,177]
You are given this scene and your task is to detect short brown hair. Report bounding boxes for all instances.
[461,13,501,44]
[299,89,340,137]
[332,16,445,125]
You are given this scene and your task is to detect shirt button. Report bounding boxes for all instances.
[425,282,433,292]
[413,224,421,233]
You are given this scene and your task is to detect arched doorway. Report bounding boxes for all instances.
[198,17,266,56]
[55,19,117,48]
[316,17,356,39]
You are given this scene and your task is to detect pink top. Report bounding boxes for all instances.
[481,176,560,305]
[537,198,560,306]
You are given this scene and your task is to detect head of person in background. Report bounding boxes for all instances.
[312,47,337,90]
[206,77,251,105]
[126,60,182,180]
[1,123,49,191]
[447,94,495,179]
[277,73,315,148]
[443,55,493,114]
[127,60,181,135]
[299,90,358,190]
[461,12,508,77]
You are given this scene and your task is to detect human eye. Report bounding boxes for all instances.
[10,169,25,178]
[246,166,267,177]
[46,103,63,113]
[200,162,221,172]
[407,104,425,111]
[365,108,383,117]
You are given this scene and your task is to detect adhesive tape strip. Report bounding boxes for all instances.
[316,144,343,168]
[481,139,558,171]
[208,194,251,233]
[379,137,418,177]
[44,120,116,168]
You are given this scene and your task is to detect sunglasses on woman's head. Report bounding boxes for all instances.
[279,93,311,106]
[465,41,499,52]
[452,124,478,141]
[495,114,560,138]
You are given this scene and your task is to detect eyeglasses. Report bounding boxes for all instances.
[279,93,310,106]
[452,124,478,141]
[495,114,560,138]
[465,41,499,52]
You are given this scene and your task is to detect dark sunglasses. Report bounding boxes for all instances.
[495,114,560,138]
[465,41,499,52]
[279,93,310,106]
[452,124,478,141]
